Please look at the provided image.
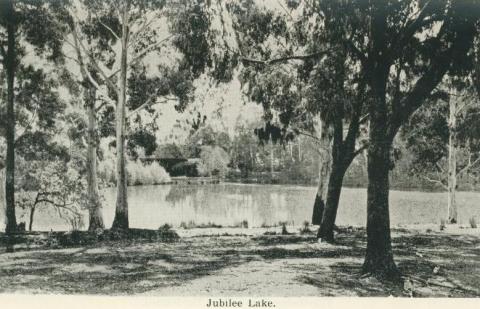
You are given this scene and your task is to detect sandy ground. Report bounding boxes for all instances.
[0,224,478,297]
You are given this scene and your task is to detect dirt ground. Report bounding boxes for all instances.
[0,224,478,297]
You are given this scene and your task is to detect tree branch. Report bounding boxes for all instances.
[422,175,448,190]
[72,19,119,93]
[296,130,321,143]
[127,95,177,120]
[128,13,160,48]
[390,0,436,60]
[241,49,332,66]
[458,156,480,177]
[131,34,174,64]
[352,143,368,158]
[389,16,475,138]
[99,20,120,41]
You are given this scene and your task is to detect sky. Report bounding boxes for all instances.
[15,0,291,146]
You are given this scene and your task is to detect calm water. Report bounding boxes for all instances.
[2,183,480,231]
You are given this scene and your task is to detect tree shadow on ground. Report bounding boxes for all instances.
[0,229,478,296]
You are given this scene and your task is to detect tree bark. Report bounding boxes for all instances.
[86,86,105,231]
[362,127,400,281]
[28,205,35,232]
[447,98,458,224]
[0,169,5,227]
[312,120,332,225]
[269,141,274,178]
[317,116,352,242]
[71,19,106,231]
[4,0,17,234]
[317,163,347,242]
[111,4,130,230]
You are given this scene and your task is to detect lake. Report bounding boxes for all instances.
[2,183,480,231]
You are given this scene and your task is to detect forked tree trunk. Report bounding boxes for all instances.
[5,0,17,235]
[447,98,458,224]
[317,118,352,242]
[362,129,400,281]
[86,86,105,231]
[111,5,130,230]
[312,121,333,225]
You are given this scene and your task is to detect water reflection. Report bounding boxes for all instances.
[103,184,312,229]
[2,183,480,231]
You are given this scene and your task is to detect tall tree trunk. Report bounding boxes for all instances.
[28,205,35,232]
[111,5,130,230]
[316,116,353,242]
[71,20,105,232]
[5,0,17,234]
[86,86,105,231]
[0,169,5,226]
[447,98,458,224]
[270,141,274,178]
[362,127,400,280]
[317,163,347,242]
[312,120,333,225]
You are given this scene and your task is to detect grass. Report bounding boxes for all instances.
[0,226,478,296]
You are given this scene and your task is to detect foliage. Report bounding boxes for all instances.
[197,145,230,177]
[16,159,86,231]
[98,156,170,187]
[127,160,171,186]
[402,91,480,189]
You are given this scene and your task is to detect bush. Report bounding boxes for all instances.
[128,160,171,185]
[300,221,313,235]
[280,221,290,235]
[198,146,230,177]
[233,220,249,228]
[99,159,171,186]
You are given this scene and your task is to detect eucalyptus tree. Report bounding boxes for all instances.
[0,0,65,234]
[315,0,480,279]
[64,0,235,230]
[230,0,368,242]
[403,83,480,224]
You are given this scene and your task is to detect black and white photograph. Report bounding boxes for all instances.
[0,0,479,303]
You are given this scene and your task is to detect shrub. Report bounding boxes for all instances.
[300,221,312,235]
[280,221,290,235]
[99,159,171,186]
[234,220,249,228]
[198,146,230,177]
[127,161,171,185]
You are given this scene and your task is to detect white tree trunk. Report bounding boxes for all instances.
[86,88,105,231]
[111,4,130,230]
[447,98,458,223]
